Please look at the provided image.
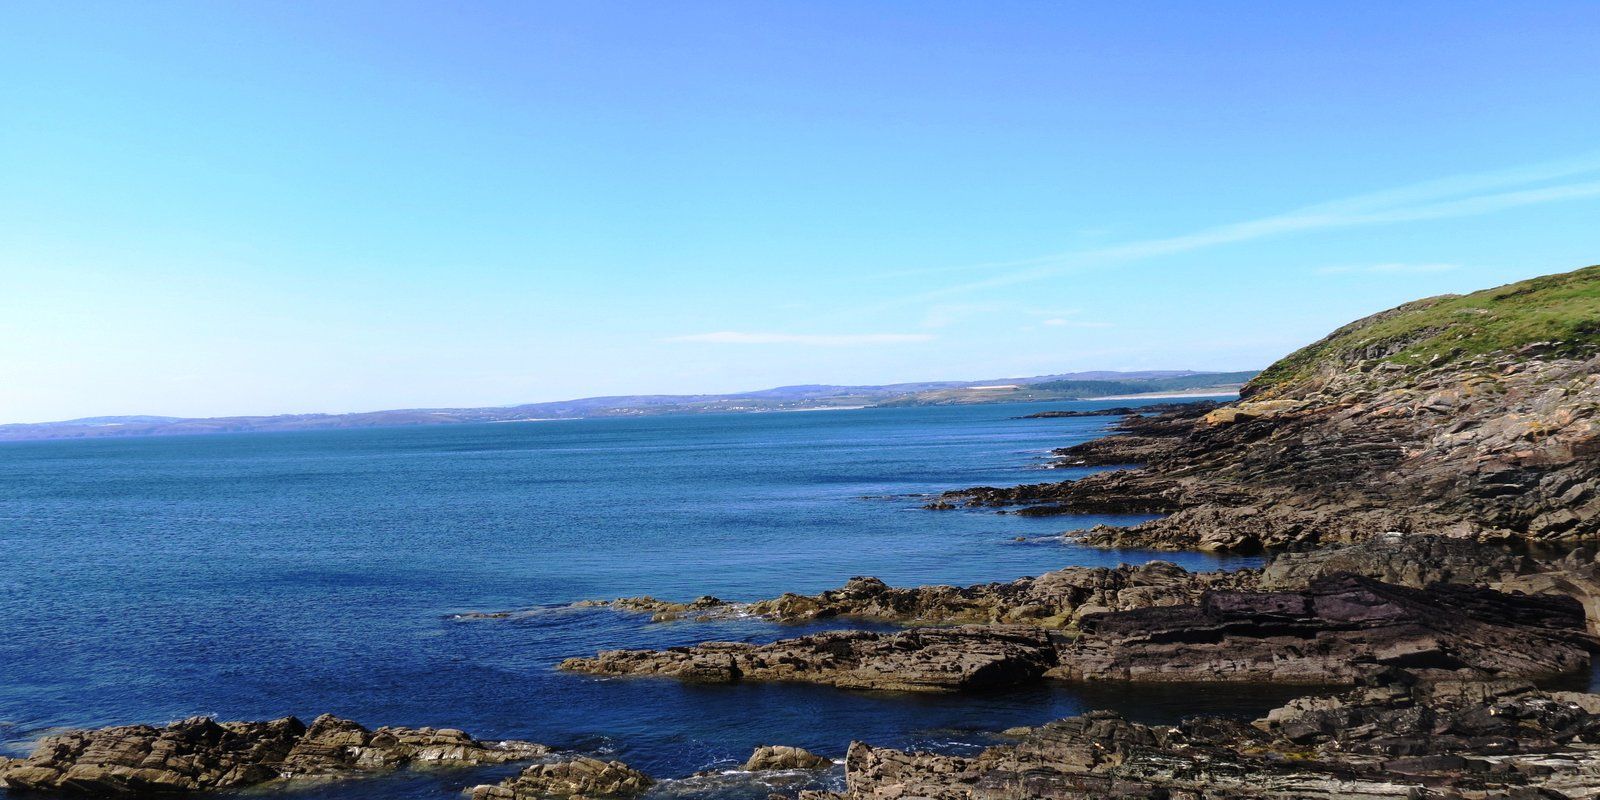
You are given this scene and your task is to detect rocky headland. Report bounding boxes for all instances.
[933,267,1600,551]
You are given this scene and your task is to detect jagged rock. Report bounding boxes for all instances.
[560,626,1060,692]
[825,679,1600,798]
[742,745,833,771]
[0,714,549,795]
[468,756,654,799]
[1054,574,1594,684]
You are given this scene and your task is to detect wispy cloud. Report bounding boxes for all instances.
[866,151,1600,310]
[1316,262,1461,275]
[665,331,935,346]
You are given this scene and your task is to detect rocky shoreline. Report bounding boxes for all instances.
[0,714,552,794]
[8,267,1600,798]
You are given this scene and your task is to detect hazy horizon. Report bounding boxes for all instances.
[5,2,1600,422]
[3,367,1250,426]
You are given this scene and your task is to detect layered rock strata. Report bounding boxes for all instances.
[932,270,1600,550]
[563,573,1595,691]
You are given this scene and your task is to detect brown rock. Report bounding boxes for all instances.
[0,714,548,795]
[742,745,833,771]
[467,756,654,799]
[560,626,1060,693]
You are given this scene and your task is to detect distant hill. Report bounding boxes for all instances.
[0,369,1255,442]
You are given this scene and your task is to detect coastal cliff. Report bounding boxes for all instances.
[935,265,1600,551]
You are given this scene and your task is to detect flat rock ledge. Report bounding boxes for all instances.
[800,678,1600,799]
[467,756,655,800]
[560,626,1060,693]
[1052,574,1595,684]
[0,713,549,795]
[562,574,1596,692]
[570,535,1576,630]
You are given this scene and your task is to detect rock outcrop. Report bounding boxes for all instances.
[0,714,549,795]
[467,756,655,800]
[562,571,1595,692]
[575,534,1600,631]
[734,563,1255,628]
[560,626,1061,692]
[742,745,833,771]
[933,267,1600,550]
[1053,574,1595,684]
[805,677,1600,799]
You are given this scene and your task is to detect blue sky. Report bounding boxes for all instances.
[4,2,1600,422]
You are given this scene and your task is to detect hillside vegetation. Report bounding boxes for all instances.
[1249,264,1600,394]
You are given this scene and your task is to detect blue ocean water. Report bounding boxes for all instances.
[0,400,1276,798]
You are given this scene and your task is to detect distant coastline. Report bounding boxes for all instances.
[0,369,1256,442]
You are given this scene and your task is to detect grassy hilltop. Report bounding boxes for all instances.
[1249,264,1600,395]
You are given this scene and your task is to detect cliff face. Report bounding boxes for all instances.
[939,265,1600,550]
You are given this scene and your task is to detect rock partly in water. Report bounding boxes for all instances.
[467,756,655,799]
[571,594,729,622]
[563,571,1595,692]
[742,745,833,771]
[738,563,1256,628]
[560,626,1061,693]
[811,677,1600,799]
[0,714,550,795]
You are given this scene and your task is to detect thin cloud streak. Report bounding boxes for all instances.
[665,331,935,346]
[861,152,1600,311]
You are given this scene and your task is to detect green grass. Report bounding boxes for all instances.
[1249,264,1600,392]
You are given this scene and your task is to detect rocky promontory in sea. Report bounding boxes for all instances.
[934,265,1600,551]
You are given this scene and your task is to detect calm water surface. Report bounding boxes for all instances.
[0,400,1277,798]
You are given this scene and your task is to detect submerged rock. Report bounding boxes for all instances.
[0,714,549,795]
[467,756,655,800]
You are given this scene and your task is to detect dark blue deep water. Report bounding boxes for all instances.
[0,400,1279,798]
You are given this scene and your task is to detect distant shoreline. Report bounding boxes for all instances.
[1091,390,1241,400]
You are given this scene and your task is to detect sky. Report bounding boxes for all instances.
[3,2,1600,423]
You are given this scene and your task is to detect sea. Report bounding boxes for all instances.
[0,399,1283,799]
